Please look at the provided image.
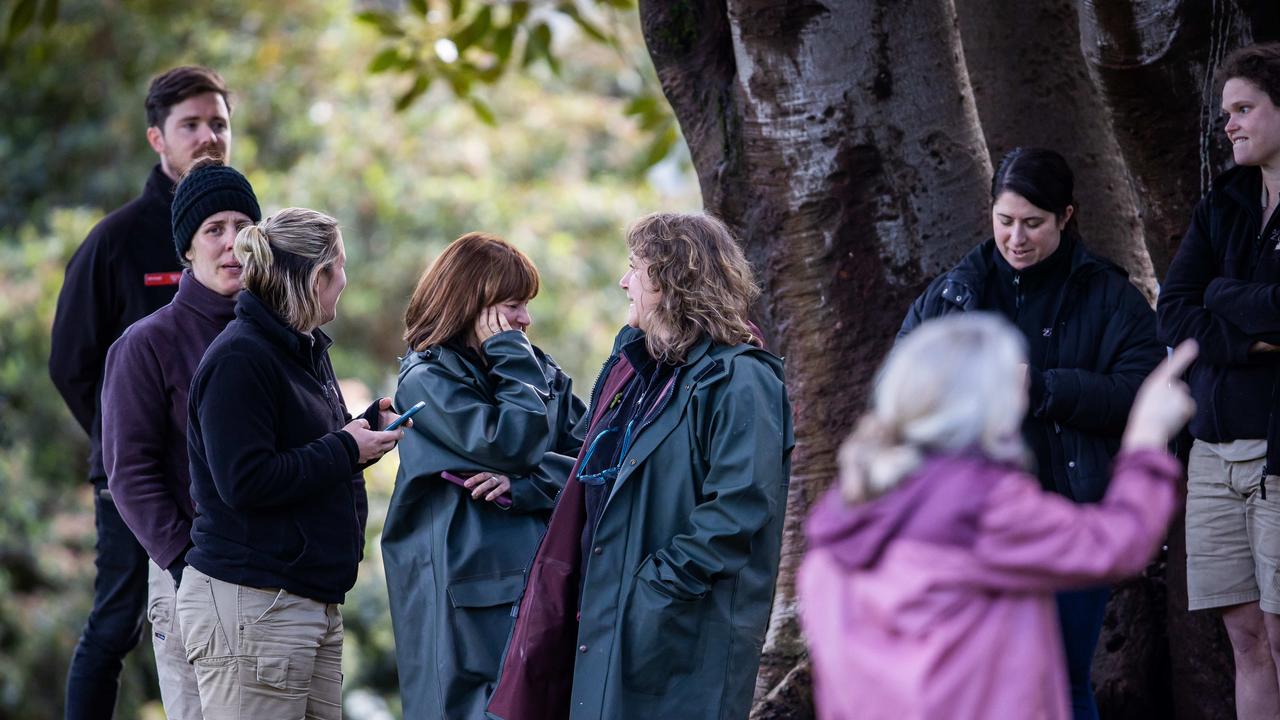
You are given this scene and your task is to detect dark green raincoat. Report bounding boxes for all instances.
[488,327,794,720]
[382,330,585,720]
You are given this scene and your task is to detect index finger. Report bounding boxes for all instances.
[1150,340,1199,383]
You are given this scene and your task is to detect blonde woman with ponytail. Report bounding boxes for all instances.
[178,207,403,719]
[798,313,1199,720]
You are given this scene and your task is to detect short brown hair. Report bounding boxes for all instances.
[626,212,759,363]
[145,66,230,128]
[1218,43,1280,106]
[403,232,540,351]
[235,208,343,332]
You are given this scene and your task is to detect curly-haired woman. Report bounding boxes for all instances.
[487,212,795,720]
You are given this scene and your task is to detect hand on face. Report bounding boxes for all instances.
[473,301,531,345]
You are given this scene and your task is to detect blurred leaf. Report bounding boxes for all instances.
[559,4,608,44]
[523,23,555,73]
[39,0,57,28]
[640,123,678,170]
[623,95,658,118]
[468,96,496,126]
[368,46,404,73]
[395,73,431,111]
[598,0,635,8]
[493,24,515,65]
[448,0,463,20]
[408,0,428,16]
[441,64,473,96]
[355,9,404,37]
[8,0,37,39]
[509,1,530,25]
[452,5,491,52]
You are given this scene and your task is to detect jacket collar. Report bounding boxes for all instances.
[940,237,1112,310]
[604,334,783,505]
[143,163,178,208]
[1219,164,1265,226]
[174,269,237,327]
[235,290,333,369]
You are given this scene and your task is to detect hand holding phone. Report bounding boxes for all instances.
[385,400,426,431]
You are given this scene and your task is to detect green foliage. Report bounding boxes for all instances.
[357,0,681,171]
[1,0,698,717]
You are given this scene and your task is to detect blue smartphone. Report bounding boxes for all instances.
[384,400,426,431]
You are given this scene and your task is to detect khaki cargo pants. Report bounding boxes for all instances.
[176,566,343,719]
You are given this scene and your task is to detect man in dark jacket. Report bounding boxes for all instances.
[1157,44,1280,717]
[48,65,233,720]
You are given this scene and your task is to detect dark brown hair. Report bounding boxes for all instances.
[145,66,230,128]
[403,232,540,351]
[1218,43,1280,106]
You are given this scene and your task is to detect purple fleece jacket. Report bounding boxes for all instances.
[102,270,235,569]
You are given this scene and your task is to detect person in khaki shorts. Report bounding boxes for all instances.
[1158,43,1280,720]
[179,208,403,718]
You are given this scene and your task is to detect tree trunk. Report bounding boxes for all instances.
[956,0,1156,300]
[639,0,993,715]
[1076,0,1277,278]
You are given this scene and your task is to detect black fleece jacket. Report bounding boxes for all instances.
[49,165,182,480]
[186,291,373,603]
[1157,164,1280,472]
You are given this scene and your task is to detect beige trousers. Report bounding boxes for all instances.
[148,561,203,719]
[176,565,344,720]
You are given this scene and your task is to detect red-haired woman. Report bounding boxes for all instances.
[382,232,586,720]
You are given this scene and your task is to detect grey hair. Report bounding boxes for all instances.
[234,207,342,332]
[839,313,1029,503]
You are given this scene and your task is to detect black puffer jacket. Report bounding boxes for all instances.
[1157,164,1280,472]
[899,238,1164,502]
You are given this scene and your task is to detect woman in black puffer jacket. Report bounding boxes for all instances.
[898,148,1164,720]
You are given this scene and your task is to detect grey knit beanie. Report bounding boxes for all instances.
[171,164,261,260]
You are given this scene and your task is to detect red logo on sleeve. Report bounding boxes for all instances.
[144,272,182,286]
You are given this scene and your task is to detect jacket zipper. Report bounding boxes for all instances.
[1013,273,1023,310]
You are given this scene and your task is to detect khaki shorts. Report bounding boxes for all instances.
[1186,439,1280,613]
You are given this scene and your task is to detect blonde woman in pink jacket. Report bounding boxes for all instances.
[799,313,1197,720]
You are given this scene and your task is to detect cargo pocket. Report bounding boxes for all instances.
[620,567,705,695]
[256,656,290,690]
[447,572,527,680]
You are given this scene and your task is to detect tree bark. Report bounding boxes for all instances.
[1076,0,1278,278]
[640,0,993,715]
[956,0,1156,300]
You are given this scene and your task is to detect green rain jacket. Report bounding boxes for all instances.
[488,327,794,720]
[382,330,586,720]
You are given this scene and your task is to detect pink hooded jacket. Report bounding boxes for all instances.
[798,449,1181,720]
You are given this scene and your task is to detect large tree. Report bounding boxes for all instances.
[363,0,1274,715]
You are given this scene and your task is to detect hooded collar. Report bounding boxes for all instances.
[992,231,1077,291]
[174,269,237,327]
[805,452,1011,570]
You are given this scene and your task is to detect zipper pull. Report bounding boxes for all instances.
[1013,274,1022,309]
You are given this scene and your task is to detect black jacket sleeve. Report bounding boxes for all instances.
[49,230,116,434]
[1038,282,1163,435]
[1203,277,1280,336]
[1157,201,1255,365]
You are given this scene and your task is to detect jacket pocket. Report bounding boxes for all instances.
[620,562,706,695]
[447,571,527,680]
